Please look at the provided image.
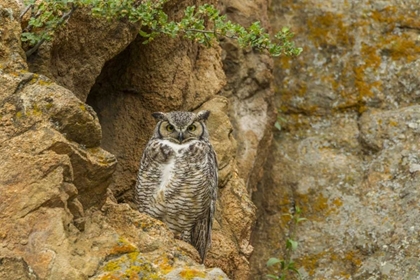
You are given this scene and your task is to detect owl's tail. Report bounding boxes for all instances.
[191,206,214,263]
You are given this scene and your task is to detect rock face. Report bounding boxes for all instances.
[251,0,420,279]
[218,0,276,193]
[26,7,140,101]
[0,0,275,279]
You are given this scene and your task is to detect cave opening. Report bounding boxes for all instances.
[86,34,203,206]
[86,36,154,206]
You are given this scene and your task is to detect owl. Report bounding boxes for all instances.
[134,110,218,262]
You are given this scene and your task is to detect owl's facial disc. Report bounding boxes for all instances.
[158,119,204,144]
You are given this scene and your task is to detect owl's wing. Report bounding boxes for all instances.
[134,140,158,210]
[191,145,218,263]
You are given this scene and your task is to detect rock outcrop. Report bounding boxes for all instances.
[0,0,275,279]
[219,0,276,193]
[251,0,420,279]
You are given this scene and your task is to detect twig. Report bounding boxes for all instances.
[20,4,33,20]
[56,3,78,29]
[184,28,215,34]
[183,28,239,40]
[25,37,46,57]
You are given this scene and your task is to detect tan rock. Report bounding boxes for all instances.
[26,7,140,101]
[219,0,276,194]
[199,97,256,279]
[0,257,37,280]
[0,0,276,278]
[0,0,27,71]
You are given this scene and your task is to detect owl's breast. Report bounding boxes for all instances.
[155,155,176,201]
[137,137,216,235]
[153,140,210,202]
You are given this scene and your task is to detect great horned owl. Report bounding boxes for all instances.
[134,110,218,262]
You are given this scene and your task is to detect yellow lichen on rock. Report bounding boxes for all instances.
[307,12,354,48]
[108,237,138,256]
[179,268,206,279]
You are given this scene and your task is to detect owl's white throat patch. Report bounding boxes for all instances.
[156,139,197,196]
[160,139,198,152]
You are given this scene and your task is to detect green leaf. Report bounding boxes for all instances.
[266,257,282,267]
[296,217,307,223]
[286,238,299,251]
[139,29,150,37]
[280,259,286,270]
[274,121,282,131]
[266,274,280,280]
[289,266,301,275]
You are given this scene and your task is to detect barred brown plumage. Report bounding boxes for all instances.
[134,110,218,263]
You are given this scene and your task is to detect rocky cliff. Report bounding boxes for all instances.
[0,0,274,279]
[251,0,420,279]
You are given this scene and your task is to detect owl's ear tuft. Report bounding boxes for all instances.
[196,110,210,121]
[151,112,166,121]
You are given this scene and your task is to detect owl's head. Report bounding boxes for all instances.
[151,110,211,144]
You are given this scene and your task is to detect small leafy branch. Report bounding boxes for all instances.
[21,0,77,57]
[266,206,306,280]
[20,0,302,58]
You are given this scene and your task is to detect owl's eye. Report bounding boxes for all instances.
[166,124,175,132]
[188,124,196,132]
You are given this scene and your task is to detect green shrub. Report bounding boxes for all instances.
[21,0,302,57]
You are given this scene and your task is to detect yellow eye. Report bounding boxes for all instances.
[188,125,196,132]
[166,124,174,132]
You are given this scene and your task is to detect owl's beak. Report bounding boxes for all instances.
[177,132,184,143]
